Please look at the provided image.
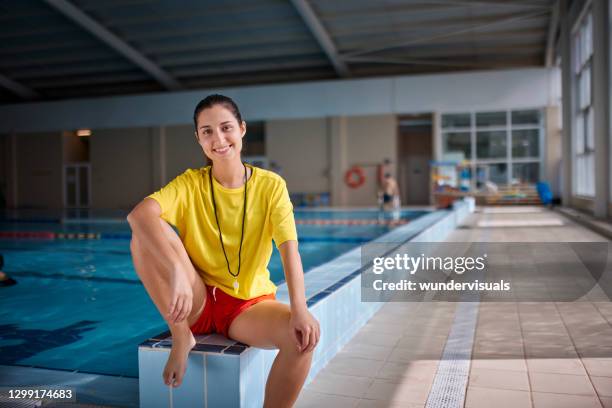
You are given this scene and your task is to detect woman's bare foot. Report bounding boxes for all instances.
[163,330,196,387]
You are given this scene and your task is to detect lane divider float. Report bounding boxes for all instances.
[0,231,101,240]
[0,219,407,241]
[296,219,408,226]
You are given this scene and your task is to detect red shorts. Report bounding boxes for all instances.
[189,285,275,338]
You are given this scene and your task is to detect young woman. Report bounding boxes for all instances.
[127,94,319,407]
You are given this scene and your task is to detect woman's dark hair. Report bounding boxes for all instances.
[193,94,243,131]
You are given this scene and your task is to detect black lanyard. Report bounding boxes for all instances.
[208,163,247,282]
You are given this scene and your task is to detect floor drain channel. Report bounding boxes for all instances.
[425,300,479,408]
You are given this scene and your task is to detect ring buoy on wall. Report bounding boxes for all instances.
[344,166,366,188]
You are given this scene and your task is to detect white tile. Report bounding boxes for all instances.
[364,378,431,404]
[471,358,527,372]
[465,386,532,408]
[527,358,587,376]
[468,367,530,391]
[324,356,385,378]
[295,391,360,408]
[306,372,372,398]
[338,343,393,361]
[592,376,612,398]
[375,360,438,383]
[532,392,602,408]
[530,372,596,396]
[356,398,423,408]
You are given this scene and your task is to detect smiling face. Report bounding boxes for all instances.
[195,104,246,164]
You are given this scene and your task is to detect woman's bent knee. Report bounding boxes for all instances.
[275,311,305,352]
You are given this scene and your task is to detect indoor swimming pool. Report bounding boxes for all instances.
[0,209,427,377]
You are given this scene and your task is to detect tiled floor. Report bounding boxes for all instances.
[296,206,612,408]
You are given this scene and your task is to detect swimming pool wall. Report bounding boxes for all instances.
[302,198,473,384]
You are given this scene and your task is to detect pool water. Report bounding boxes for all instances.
[0,210,426,377]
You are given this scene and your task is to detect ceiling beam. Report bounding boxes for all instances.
[42,0,182,90]
[289,0,350,77]
[340,28,547,52]
[349,56,543,75]
[425,0,550,10]
[0,72,40,100]
[545,0,560,67]
[346,44,543,59]
[341,9,550,58]
[333,12,547,38]
[317,2,465,20]
[344,56,484,69]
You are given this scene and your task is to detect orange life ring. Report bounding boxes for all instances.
[344,167,365,188]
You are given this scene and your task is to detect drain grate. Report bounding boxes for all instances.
[425,301,479,408]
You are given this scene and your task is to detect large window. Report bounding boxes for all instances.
[441,109,542,186]
[572,11,595,197]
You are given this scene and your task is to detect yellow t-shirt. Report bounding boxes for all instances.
[147,164,297,300]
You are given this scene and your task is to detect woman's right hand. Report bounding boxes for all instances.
[168,266,193,324]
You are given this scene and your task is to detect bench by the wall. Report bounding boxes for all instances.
[138,199,473,407]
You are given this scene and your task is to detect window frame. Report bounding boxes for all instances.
[571,7,595,197]
[441,109,543,187]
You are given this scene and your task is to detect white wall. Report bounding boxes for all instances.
[345,115,397,206]
[90,127,153,210]
[0,68,559,133]
[265,115,397,206]
[265,118,328,194]
[165,124,207,181]
[17,132,63,208]
[609,0,612,208]
[86,125,205,210]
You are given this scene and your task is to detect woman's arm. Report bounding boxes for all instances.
[127,198,193,323]
[278,240,320,353]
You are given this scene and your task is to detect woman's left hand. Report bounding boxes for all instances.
[290,307,320,353]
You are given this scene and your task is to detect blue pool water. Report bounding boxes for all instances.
[0,209,426,377]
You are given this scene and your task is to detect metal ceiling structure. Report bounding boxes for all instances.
[0,0,557,104]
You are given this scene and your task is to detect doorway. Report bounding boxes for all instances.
[64,163,91,208]
[397,114,433,205]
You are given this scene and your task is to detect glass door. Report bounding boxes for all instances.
[64,163,91,208]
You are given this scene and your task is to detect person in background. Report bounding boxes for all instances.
[377,158,392,188]
[0,254,17,287]
[380,173,401,212]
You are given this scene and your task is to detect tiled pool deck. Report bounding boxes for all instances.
[295,206,612,408]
